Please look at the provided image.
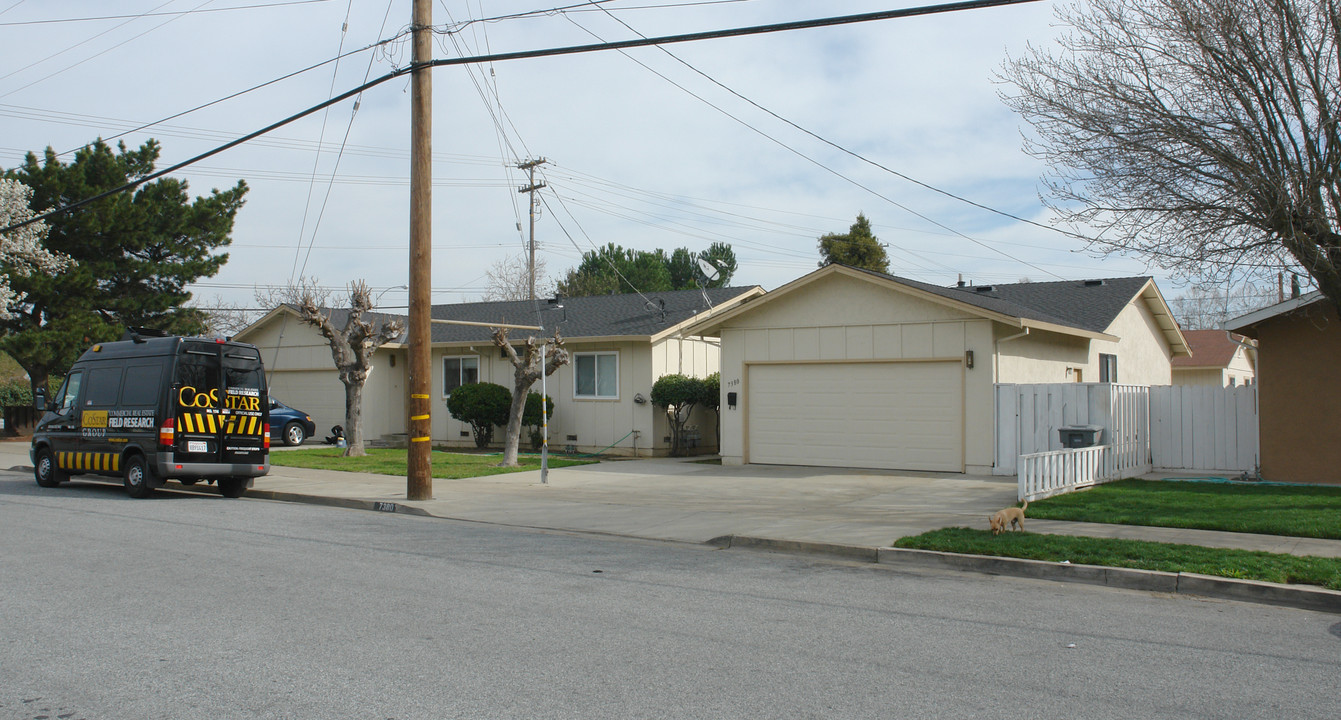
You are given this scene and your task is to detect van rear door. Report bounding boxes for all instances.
[173,342,268,466]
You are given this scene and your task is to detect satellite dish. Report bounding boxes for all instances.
[697,258,720,282]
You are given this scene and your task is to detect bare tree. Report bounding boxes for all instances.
[192,294,262,337]
[483,252,554,301]
[491,327,569,467]
[999,0,1341,314]
[1169,282,1273,329]
[293,280,404,457]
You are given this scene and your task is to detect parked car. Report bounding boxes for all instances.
[268,398,316,446]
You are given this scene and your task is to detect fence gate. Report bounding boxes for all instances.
[1149,385,1258,473]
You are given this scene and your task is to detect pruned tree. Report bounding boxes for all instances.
[818,214,889,273]
[294,279,404,457]
[702,371,721,449]
[492,327,569,467]
[999,0,1341,315]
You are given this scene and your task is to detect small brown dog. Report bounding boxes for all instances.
[989,500,1028,535]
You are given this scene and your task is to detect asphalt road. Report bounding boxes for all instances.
[2,473,1339,720]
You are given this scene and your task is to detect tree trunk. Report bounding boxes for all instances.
[499,378,532,467]
[343,377,366,457]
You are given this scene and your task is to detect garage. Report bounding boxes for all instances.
[746,361,964,472]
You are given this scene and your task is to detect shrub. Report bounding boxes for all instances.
[445,382,511,448]
[523,392,555,450]
[651,374,708,456]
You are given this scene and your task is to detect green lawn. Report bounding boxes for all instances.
[1027,479,1341,539]
[894,527,1341,591]
[269,447,597,479]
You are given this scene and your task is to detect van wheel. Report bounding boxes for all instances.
[34,447,65,487]
[282,422,306,446]
[217,478,246,499]
[123,455,155,499]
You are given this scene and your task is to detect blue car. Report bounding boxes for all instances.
[268,398,316,446]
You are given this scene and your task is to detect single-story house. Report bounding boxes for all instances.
[1226,291,1339,484]
[233,286,764,456]
[1171,329,1256,387]
[684,264,1190,474]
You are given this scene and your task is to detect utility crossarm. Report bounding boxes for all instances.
[431,319,542,331]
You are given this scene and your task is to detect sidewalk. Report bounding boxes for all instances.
[4,441,1338,612]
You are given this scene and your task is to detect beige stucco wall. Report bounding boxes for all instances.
[715,272,993,472]
[1172,368,1227,387]
[996,299,1173,386]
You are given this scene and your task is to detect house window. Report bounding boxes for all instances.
[1228,376,1237,387]
[1099,354,1118,383]
[443,356,479,396]
[575,352,618,399]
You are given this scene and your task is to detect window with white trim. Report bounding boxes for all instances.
[574,352,618,399]
[443,356,479,396]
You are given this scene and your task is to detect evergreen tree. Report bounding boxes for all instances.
[818,213,889,273]
[557,242,737,297]
[2,139,247,394]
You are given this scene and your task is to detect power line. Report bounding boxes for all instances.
[1,0,1042,236]
[0,0,333,26]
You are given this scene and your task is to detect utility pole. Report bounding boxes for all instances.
[517,158,547,301]
[406,0,433,501]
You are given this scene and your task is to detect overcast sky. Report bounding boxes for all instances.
[0,0,1180,313]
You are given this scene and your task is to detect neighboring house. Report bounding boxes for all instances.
[1226,291,1339,485]
[233,286,764,456]
[1170,329,1257,387]
[685,264,1189,474]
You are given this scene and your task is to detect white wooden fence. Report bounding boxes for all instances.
[1149,385,1259,472]
[999,383,1258,501]
[995,383,1151,476]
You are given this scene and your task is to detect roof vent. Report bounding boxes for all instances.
[973,285,995,293]
[1083,279,1106,287]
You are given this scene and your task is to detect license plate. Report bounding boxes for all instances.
[187,441,208,453]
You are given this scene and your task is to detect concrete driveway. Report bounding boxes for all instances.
[372,457,1022,548]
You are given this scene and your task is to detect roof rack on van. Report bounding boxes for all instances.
[123,327,170,343]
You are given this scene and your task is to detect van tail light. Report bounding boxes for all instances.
[263,426,271,450]
[159,418,175,448]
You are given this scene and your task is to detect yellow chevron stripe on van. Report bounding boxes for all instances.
[56,452,120,472]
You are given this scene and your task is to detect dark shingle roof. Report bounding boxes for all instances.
[847,267,1153,334]
[426,286,757,343]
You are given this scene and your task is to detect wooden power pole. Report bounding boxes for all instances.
[516,158,547,301]
[407,0,433,500]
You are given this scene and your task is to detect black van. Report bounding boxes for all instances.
[30,330,271,498]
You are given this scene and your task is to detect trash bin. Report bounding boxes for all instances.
[1058,424,1104,448]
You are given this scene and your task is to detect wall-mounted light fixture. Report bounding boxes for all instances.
[727,391,737,409]
[633,392,647,405]
[965,350,974,369]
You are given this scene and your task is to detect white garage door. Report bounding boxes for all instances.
[747,362,963,472]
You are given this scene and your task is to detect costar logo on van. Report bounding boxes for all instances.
[178,386,219,408]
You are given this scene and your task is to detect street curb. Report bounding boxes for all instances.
[874,547,1341,614]
[164,482,433,517]
[876,547,1180,593]
[707,535,879,562]
[1175,572,1341,614]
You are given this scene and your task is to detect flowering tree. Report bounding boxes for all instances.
[0,178,70,319]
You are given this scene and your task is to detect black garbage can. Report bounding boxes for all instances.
[1058,424,1104,448]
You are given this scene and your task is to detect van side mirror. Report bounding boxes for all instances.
[33,389,47,411]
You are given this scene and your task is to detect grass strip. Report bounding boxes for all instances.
[894,527,1341,591]
[1027,479,1341,539]
[270,447,597,479]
